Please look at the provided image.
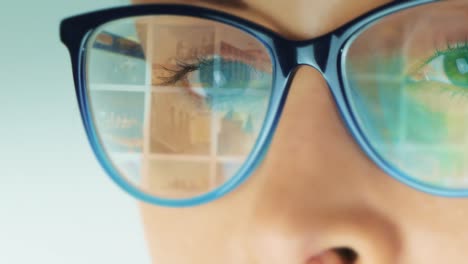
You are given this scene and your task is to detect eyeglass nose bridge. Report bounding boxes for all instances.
[273,33,343,85]
[295,36,333,72]
[272,33,348,105]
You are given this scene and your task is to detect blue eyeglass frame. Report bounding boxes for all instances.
[61,0,468,208]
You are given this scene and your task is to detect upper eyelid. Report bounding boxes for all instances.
[156,56,215,85]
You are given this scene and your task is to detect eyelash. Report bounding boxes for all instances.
[419,40,468,70]
[156,57,214,86]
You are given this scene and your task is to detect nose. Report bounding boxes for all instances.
[244,66,402,264]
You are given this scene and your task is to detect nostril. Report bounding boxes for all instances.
[334,247,358,263]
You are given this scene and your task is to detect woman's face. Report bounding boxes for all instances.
[129,0,468,263]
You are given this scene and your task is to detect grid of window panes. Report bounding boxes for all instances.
[87,16,272,197]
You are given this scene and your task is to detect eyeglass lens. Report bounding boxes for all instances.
[344,1,468,189]
[85,15,274,199]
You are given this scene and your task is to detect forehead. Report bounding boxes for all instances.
[131,0,392,39]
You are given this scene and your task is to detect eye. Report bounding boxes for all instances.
[408,44,468,89]
[155,55,271,128]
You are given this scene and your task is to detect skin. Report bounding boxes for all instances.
[129,0,468,263]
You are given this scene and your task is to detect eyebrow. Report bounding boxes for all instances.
[196,0,248,8]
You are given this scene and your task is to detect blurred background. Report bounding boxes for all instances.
[0,1,151,263]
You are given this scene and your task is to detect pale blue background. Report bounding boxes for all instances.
[0,1,151,263]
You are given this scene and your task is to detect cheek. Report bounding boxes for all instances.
[139,185,259,263]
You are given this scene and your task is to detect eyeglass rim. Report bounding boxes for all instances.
[61,0,468,208]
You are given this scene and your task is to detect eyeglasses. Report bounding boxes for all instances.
[60,0,468,207]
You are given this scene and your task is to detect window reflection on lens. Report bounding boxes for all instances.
[86,16,273,199]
